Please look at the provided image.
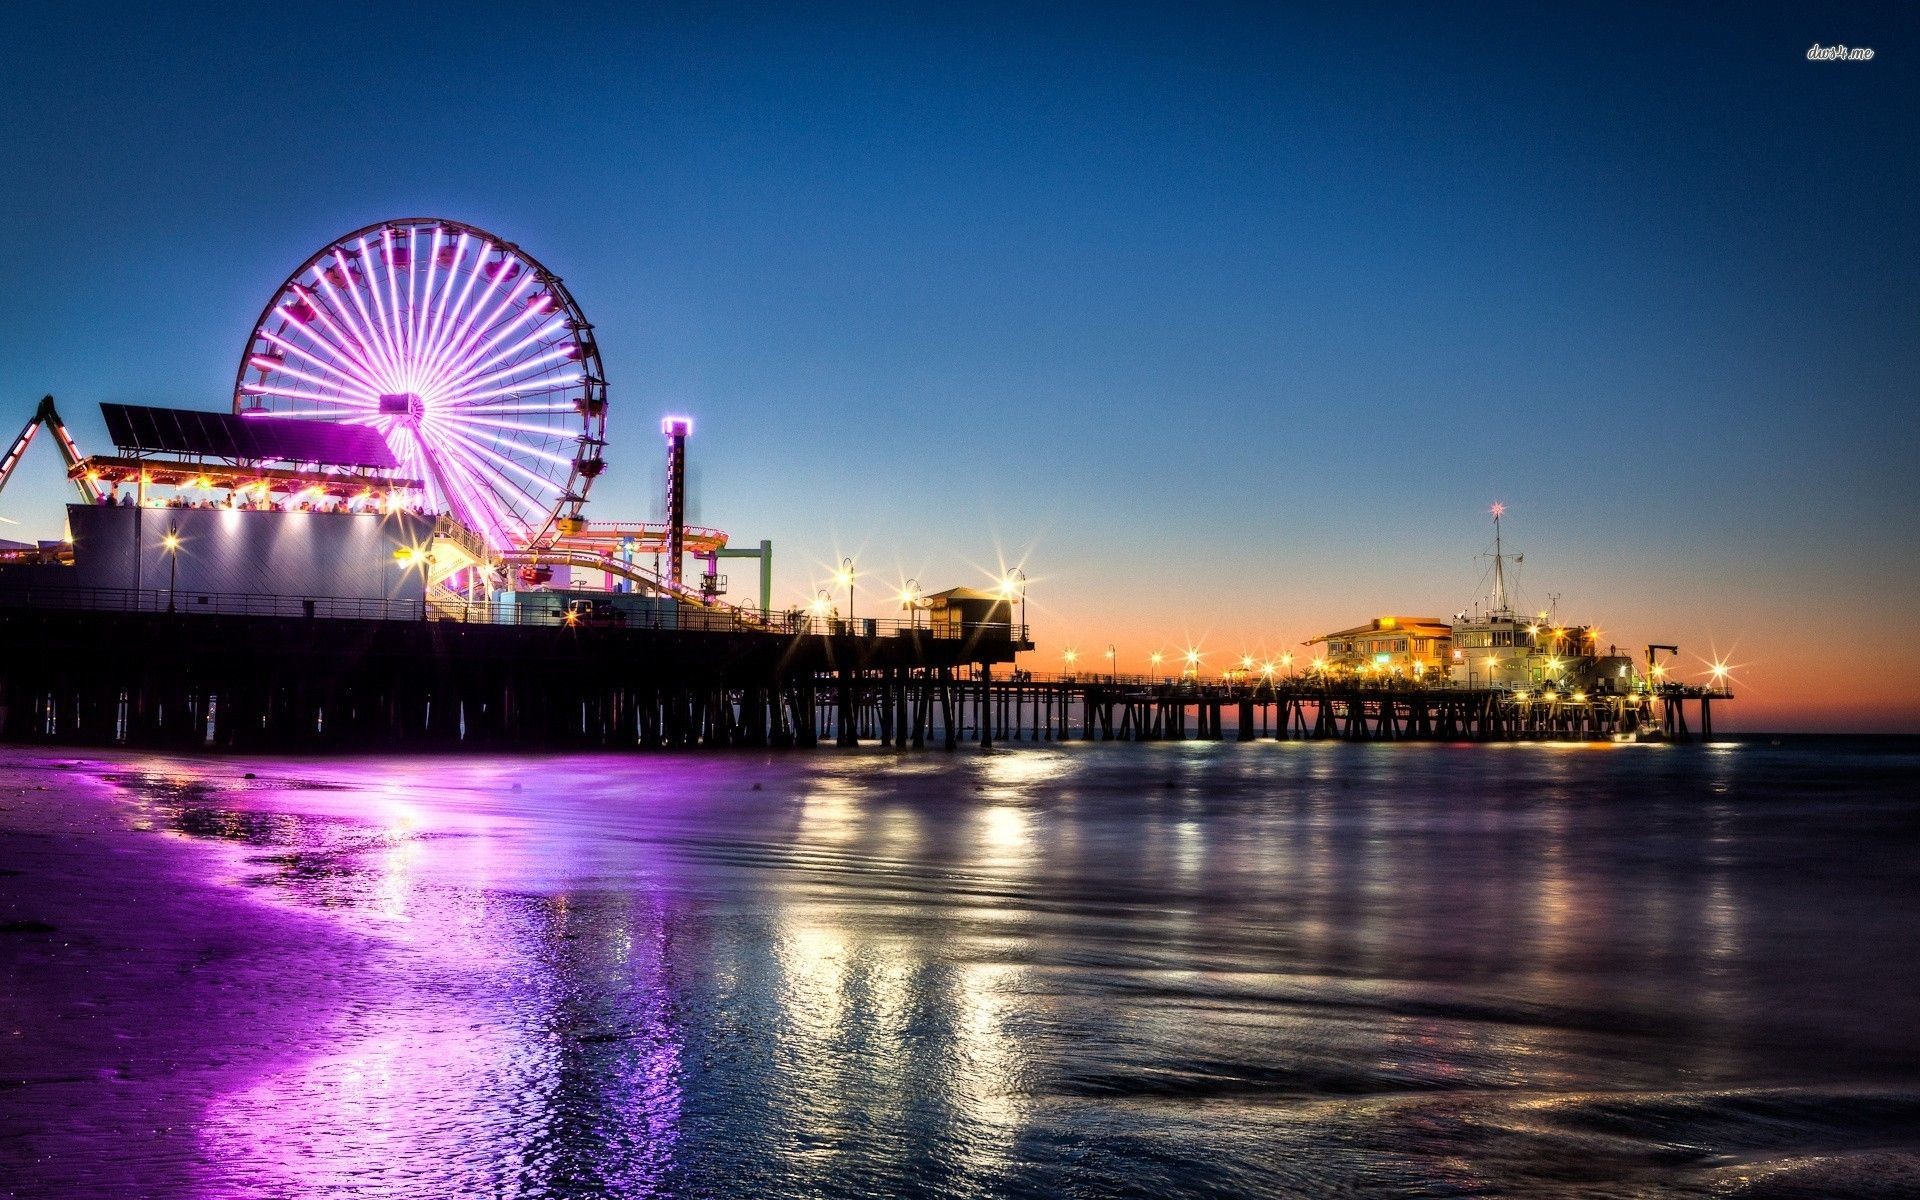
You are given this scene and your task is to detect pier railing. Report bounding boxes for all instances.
[0,584,1028,641]
[995,669,1726,702]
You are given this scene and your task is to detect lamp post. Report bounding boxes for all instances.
[1106,643,1116,683]
[1149,650,1164,679]
[1002,567,1027,640]
[1063,647,1078,678]
[814,588,833,634]
[899,578,921,630]
[836,558,856,630]
[162,528,180,613]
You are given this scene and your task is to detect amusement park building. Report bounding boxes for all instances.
[1307,616,1453,677]
[0,503,437,612]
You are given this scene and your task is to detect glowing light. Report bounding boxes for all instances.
[1490,501,1506,518]
[661,415,692,437]
[1149,651,1164,667]
[1063,649,1079,666]
[1184,649,1200,666]
[161,532,180,553]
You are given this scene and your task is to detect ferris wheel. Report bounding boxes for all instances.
[235,218,607,550]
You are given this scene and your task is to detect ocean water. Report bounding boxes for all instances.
[3,738,1919,1199]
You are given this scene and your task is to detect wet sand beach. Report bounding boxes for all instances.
[4,740,1919,1198]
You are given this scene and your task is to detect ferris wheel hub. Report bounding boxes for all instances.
[377,392,424,419]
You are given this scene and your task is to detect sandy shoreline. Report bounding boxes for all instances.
[0,752,369,1199]
[5,742,1920,1199]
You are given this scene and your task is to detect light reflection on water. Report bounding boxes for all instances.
[13,739,1920,1198]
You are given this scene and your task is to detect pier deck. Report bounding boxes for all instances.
[0,599,1727,751]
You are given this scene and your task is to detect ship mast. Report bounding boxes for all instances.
[1490,501,1509,616]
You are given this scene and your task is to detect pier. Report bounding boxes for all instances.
[0,594,1727,751]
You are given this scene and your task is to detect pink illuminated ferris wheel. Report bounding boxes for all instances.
[235,218,607,550]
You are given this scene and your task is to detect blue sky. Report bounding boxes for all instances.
[1,3,1916,727]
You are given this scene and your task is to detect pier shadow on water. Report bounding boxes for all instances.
[4,738,1920,1198]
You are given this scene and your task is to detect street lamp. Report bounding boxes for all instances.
[1000,567,1028,640]
[835,558,856,627]
[1149,650,1164,676]
[814,588,833,633]
[1105,643,1116,682]
[899,577,922,630]
[162,528,180,613]
[1063,647,1078,677]
[1183,648,1200,678]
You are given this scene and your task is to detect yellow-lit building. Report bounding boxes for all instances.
[1307,616,1453,678]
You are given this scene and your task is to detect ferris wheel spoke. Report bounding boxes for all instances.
[436,420,578,471]
[337,240,405,385]
[425,309,564,402]
[248,407,384,419]
[417,231,469,379]
[255,332,382,397]
[427,259,536,382]
[356,235,406,388]
[441,424,571,492]
[377,228,409,390]
[424,270,538,394]
[285,284,391,390]
[238,385,377,409]
[436,443,551,541]
[432,343,579,407]
[312,256,400,385]
[255,358,379,403]
[408,227,428,365]
[441,375,584,408]
[255,329,383,397]
[401,422,482,528]
[451,400,583,415]
[433,436,537,536]
[437,411,584,439]
[416,248,515,389]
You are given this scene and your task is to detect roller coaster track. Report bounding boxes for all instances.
[496,546,769,625]
[551,522,729,558]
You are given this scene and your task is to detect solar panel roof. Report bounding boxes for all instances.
[100,403,399,470]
